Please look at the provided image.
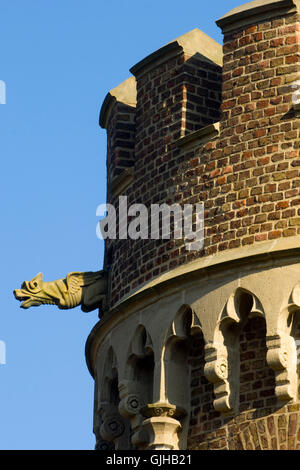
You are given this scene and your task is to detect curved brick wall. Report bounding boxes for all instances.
[101,3,300,308]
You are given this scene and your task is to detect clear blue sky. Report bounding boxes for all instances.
[1,0,242,450]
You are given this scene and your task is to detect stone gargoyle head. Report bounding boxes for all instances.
[14,270,108,312]
[14,272,48,308]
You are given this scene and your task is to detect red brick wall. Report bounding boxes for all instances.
[103,11,300,308]
[107,50,222,304]
[239,317,277,413]
[105,101,136,190]
[134,52,222,149]
[216,12,300,249]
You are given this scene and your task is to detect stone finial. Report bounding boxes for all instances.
[14,270,108,312]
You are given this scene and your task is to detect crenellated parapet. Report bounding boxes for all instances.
[97,0,300,309]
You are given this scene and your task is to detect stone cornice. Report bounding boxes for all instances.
[130,29,222,78]
[86,235,300,377]
[175,122,220,149]
[217,0,299,33]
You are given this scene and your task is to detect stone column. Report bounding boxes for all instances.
[140,403,186,450]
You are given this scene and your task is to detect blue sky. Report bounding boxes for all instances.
[1,0,242,450]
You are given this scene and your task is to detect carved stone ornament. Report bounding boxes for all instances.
[141,403,186,420]
[100,414,125,442]
[118,381,148,449]
[94,426,115,451]
[263,282,300,403]
[204,344,232,414]
[119,394,145,419]
[266,334,297,402]
[139,402,186,450]
[95,439,114,451]
[14,270,107,312]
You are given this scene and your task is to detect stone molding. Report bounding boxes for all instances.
[216,0,299,33]
[99,76,136,129]
[140,403,186,450]
[86,238,300,378]
[175,122,220,150]
[130,29,222,78]
[111,236,300,313]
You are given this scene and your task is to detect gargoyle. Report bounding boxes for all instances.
[14,270,108,313]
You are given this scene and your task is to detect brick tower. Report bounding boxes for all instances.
[86,0,300,450]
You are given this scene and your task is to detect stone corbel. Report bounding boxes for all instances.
[139,402,186,450]
[266,334,297,402]
[265,283,300,403]
[203,294,239,415]
[204,343,232,414]
[93,400,115,450]
[100,414,125,442]
[98,402,128,450]
[118,381,148,449]
[94,423,114,451]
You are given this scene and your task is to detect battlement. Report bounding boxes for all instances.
[130,28,223,76]
[99,0,300,308]
[217,0,300,32]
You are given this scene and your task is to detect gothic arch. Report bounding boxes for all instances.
[204,288,265,414]
[101,346,118,403]
[164,305,202,408]
[123,324,154,403]
[156,305,202,449]
[118,325,155,449]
